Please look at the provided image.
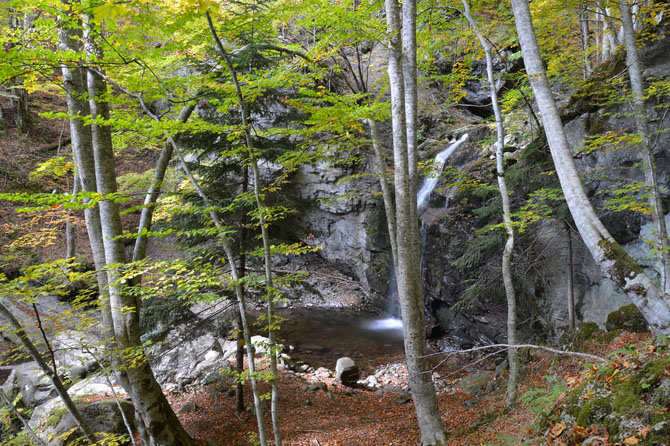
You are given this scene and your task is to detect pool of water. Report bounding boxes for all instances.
[253,308,404,371]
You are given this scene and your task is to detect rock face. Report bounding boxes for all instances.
[335,357,359,387]
[456,371,496,396]
[287,159,389,301]
[52,330,102,380]
[1,362,57,408]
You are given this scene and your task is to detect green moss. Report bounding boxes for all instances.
[606,304,648,333]
[575,397,611,427]
[5,431,37,446]
[598,239,643,288]
[563,381,587,417]
[44,408,68,429]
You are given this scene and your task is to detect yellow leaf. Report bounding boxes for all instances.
[93,2,129,21]
[624,436,639,445]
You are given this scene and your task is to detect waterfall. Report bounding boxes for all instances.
[417,133,469,210]
[370,133,469,332]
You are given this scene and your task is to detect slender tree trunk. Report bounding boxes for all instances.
[366,118,398,266]
[169,135,267,445]
[235,165,250,413]
[510,0,670,334]
[0,301,97,444]
[460,0,518,408]
[9,86,29,132]
[384,1,446,444]
[402,0,422,310]
[579,5,592,79]
[206,13,281,446]
[618,0,670,293]
[132,104,195,263]
[565,221,576,330]
[82,15,194,446]
[57,11,112,337]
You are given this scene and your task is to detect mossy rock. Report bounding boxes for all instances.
[605,304,649,333]
[38,401,135,446]
[563,355,670,444]
[562,322,602,350]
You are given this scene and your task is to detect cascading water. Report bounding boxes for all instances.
[369,133,469,332]
[417,133,469,211]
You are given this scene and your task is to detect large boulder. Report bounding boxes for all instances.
[148,321,221,388]
[605,304,649,333]
[35,400,134,446]
[335,357,359,387]
[456,371,496,396]
[1,362,56,408]
[29,375,127,429]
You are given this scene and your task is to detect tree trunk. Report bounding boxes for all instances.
[618,0,670,294]
[9,86,29,132]
[460,0,518,408]
[366,118,398,264]
[132,104,195,263]
[565,221,576,330]
[57,11,112,334]
[579,5,592,79]
[206,12,281,446]
[510,0,670,334]
[82,15,195,446]
[0,301,97,444]
[235,164,250,414]
[169,135,268,445]
[384,1,446,444]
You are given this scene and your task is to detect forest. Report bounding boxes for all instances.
[0,0,670,445]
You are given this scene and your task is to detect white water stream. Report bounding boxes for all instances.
[417,133,469,210]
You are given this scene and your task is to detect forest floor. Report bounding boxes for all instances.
[168,330,652,446]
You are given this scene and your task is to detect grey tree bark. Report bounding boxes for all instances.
[510,0,670,334]
[366,118,398,264]
[57,9,112,332]
[460,0,518,408]
[82,14,195,446]
[384,1,446,444]
[0,301,97,443]
[617,0,670,294]
[579,5,592,79]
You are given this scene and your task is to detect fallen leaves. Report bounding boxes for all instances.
[550,422,567,437]
[622,435,639,445]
